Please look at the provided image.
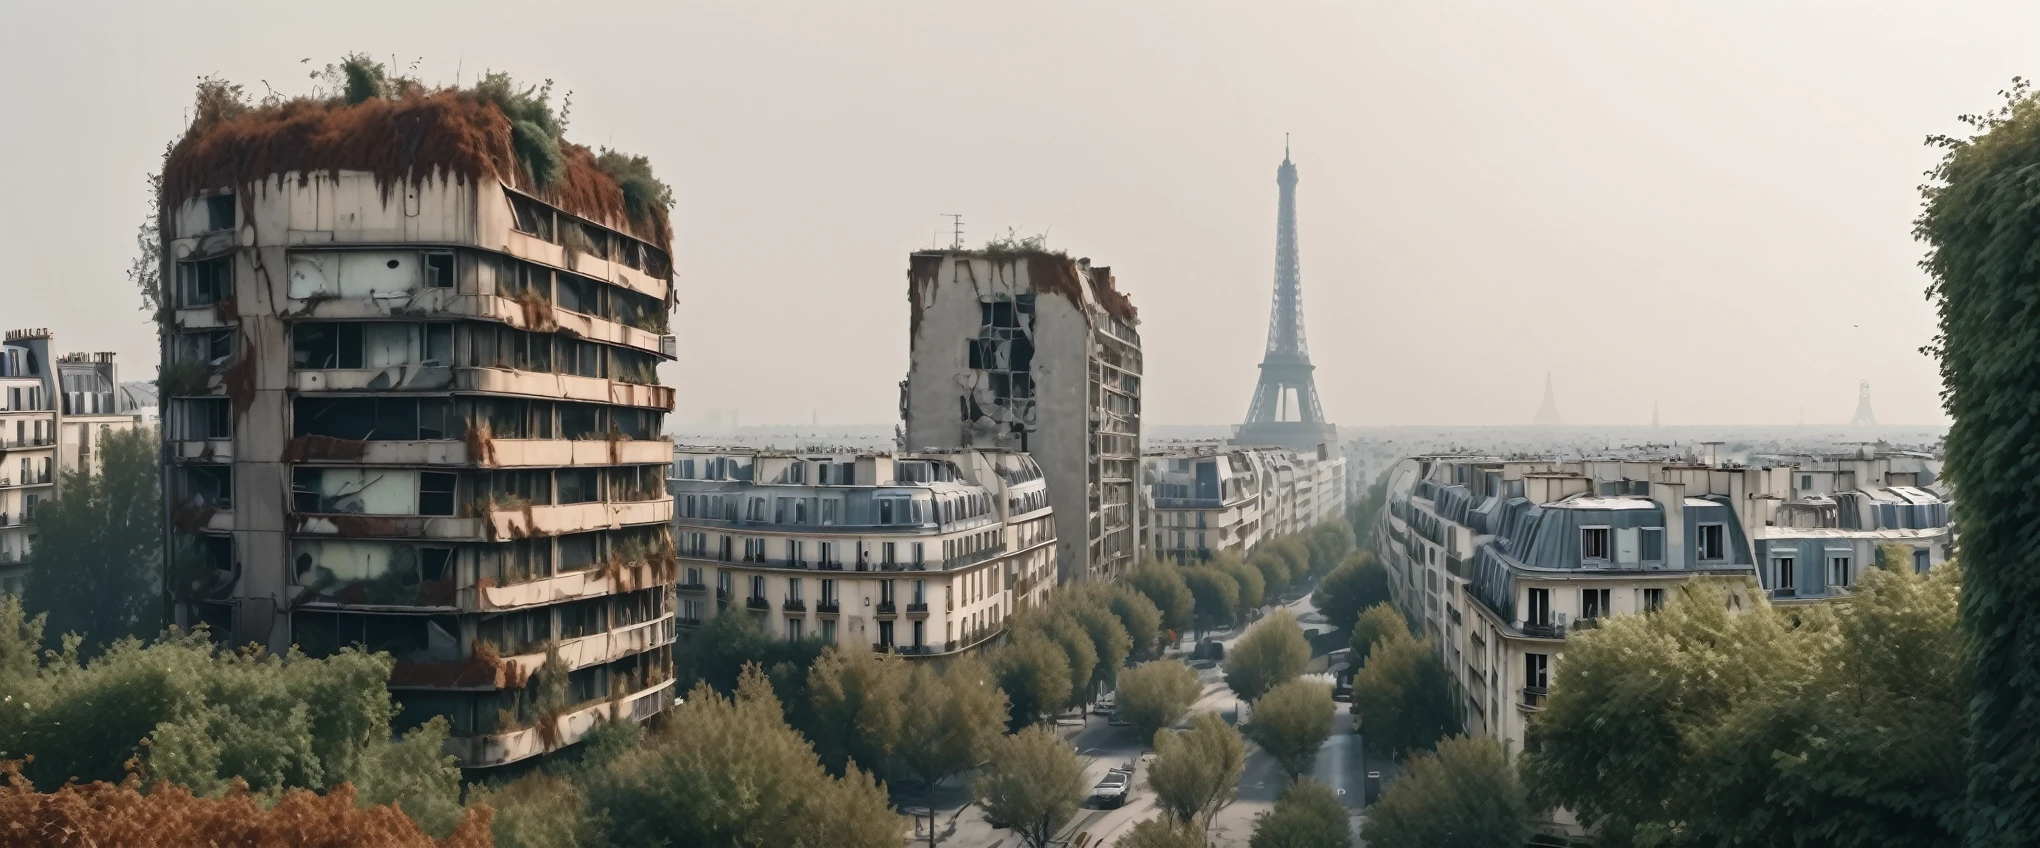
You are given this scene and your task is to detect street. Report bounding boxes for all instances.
[912,592,1379,848]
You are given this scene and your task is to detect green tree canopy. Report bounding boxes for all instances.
[1520,570,1968,846]
[1183,566,1240,638]
[1245,679,1336,781]
[1349,629,1457,760]
[1916,77,2040,845]
[1100,584,1166,661]
[1365,735,1526,848]
[1252,551,1294,599]
[1067,601,1132,693]
[1118,816,1205,848]
[975,725,1087,848]
[992,629,1072,728]
[1149,712,1245,837]
[1036,613,1099,710]
[1117,659,1203,744]
[1248,779,1351,848]
[1271,537,1313,579]
[587,667,905,848]
[22,426,162,656]
[1348,603,1406,668]
[897,656,1007,847]
[1305,523,1355,577]
[0,597,460,834]
[1216,554,1268,615]
[806,644,910,778]
[1225,609,1310,702]
[1312,553,1390,638]
[1128,560,1195,641]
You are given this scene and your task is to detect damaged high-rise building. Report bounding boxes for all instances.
[902,251,1143,583]
[158,78,679,768]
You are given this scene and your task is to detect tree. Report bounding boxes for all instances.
[1312,553,1389,639]
[1118,816,1205,848]
[1068,601,1132,694]
[1117,659,1203,744]
[1225,609,1310,702]
[1270,536,1312,579]
[1348,603,1405,668]
[806,644,910,778]
[1251,551,1293,600]
[1349,630,1458,760]
[1037,613,1099,711]
[1520,571,1968,846]
[1305,523,1354,577]
[1101,584,1165,662]
[1128,561,1195,643]
[897,656,1007,847]
[1216,554,1267,616]
[22,427,162,656]
[1248,779,1351,848]
[1183,566,1239,639]
[587,668,905,848]
[1917,82,2040,846]
[469,773,606,848]
[1365,735,1526,848]
[975,726,1087,848]
[1244,679,1336,781]
[1149,712,1245,838]
[991,629,1072,728]
[0,597,464,835]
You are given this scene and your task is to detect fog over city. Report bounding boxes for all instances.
[3,1,2020,427]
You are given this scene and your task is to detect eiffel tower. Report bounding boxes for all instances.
[1237,140,1338,451]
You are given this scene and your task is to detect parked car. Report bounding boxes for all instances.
[1091,771,1131,808]
[1108,710,1131,727]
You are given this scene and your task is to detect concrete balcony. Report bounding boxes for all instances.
[454,367,672,411]
[463,561,674,612]
[279,435,671,468]
[389,615,676,692]
[290,292,672,361]
[445,678,674,769]
[485,497,673,539]
[171,439,234,463]
[293,513,484,541]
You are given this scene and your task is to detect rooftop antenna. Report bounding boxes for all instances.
[1284,132,1290,160]
[943,214,964,250]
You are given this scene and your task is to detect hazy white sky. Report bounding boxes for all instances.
[2,1,2020,426]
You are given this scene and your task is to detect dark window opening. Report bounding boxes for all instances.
[557,532,600,572]
[509,194,555,242]
[419,472,457,516]
[182,465,232,509]
[557,468,600,504]
[292,323,364,369]
[559,404,601,440]
[205,195,237,231]
[293,396,453,442]
[178,257,234,308]
[425,253,454,289]
[423,323,453,366]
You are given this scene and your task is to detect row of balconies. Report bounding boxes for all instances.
[171,436,674,469]
[388,613,676,692]
[444,678,675,769]
[283,498,672,543]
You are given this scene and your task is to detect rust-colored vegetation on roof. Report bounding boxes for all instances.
[907,239,1138,332]
[164,54,673,247]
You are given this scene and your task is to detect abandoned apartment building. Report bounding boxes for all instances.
[158,102,680,767]
[0,330,146,594]
[902,250,1144,584]
[667,447,1056,655]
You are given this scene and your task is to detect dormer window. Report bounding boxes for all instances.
[1580,526,1610,562]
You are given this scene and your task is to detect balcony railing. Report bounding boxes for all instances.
[816,601,840,615]
[875,601,897,616]
[1520,686,1548,711]
[906,601,928,615]
[1519,621,1564,639]
[677,580,707,593]
[782,598,806,612]
[745,596,769,611]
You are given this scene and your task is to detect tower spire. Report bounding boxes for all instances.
[1237,141,1337,450]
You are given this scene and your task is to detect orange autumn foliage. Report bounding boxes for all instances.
[0,761,493,848]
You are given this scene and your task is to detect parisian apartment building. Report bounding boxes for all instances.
[0,330,146,594]
[902,249,1143,585]
[1144,441,1348,564]
[667,446,1056,655]
[157,105,681,768]
[1368,447,1951,814]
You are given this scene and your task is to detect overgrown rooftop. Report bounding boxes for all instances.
[164,55,674,247]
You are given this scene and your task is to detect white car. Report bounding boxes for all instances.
[1091,771,1131,808]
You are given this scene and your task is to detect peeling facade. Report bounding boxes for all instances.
[160,157,680,768]
[668,447,1056,655]
[0,331,145,594]
[902,251,1142,584]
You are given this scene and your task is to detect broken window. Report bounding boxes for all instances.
[485,469,553,507]
[559,403,601,439]
[293,396,448,441]
[177,256,234,307]
[556,272,602,316]
[178,329,235,366]
[176,398,231,440]
[293,323,364,369]
[205,194,236,232]
[425,252,454,289]
[423,323,453,366]
[557,468,600,504]
[557,532,600,572]
[182,465,232,509]
[419,472,457,516]
[508,193,555,242]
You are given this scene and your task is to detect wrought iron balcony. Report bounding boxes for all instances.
[745,596,769,611]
